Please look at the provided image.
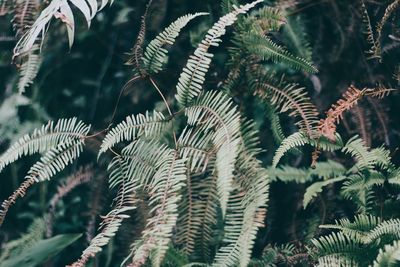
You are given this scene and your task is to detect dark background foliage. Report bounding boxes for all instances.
[0,0,399,265]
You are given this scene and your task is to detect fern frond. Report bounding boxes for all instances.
[69,181,136,267]
[319,214,380,243]
[241,32,317,73]
[213,168,269,267]
[0,117,89,173]
[17,45,42,94]
[175,0,263,106]
[142,12,208,75]
[311,232,364,263]
[178,127,214,173]
[303,176,346,208]
[0,137,86,226]
[318,85,364,141]
[318,85,393,141]
[128,151,186,267]
[108,139,170,188]
[272,132,343,167]
[99,111,171,156]
[253,73,319,138]
[373,240,400,267]
[185,91,241,216]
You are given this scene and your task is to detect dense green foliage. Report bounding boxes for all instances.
[0,0,399,266]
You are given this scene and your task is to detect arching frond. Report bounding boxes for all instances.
[185,91,241,216]
[303,176,346,208]
[14,0,112,56]
[99,111,170,155]
[240,32,317,73]
[143,12,208,75]
[253,73,319,138]
[272,132,343,167]
[373,240,400,267]
[175,0,263,106]
[0,118,90,173]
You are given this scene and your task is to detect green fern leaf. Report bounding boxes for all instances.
[143,12,208,75]
[175,0,263,106]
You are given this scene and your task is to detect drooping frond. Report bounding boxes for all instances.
[99,111,171,155]
[69,181,137,267]
[17,45,42,94]
[213,167,269,267]
[175,0,263,106]
[0,134,87,226]
[0,117,90,173]
[13,0,113,56]
[142,12,208,75]
[240,32,317,73]
[272,132,343,167]
[185,91,241,216]
[303,176,346,208]
[213,121,269,267]
[373,240,400,267]
[128,151,186,267]
[252,73,319,138]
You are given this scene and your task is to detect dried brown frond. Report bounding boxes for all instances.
[0,177,35,226]
[12,0,39,38]
[318,85,394,141]
[360,0,380,59]
[46,166,93,237]
[126,0,153,76]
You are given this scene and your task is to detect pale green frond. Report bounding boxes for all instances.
[175,0,263,106]
[185,91,241,216]
[17,44,41,94]
[107,139,170,188]
[0,117,90,173]
[26,138,85,182]
[373,240,400,267]
[303,176,346,208]
[129,151,187,267]
[143,12,208,75]
[213,167,269,267]
[13,0,112,56]
[177,127,214,173]
[99,111,171,155]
